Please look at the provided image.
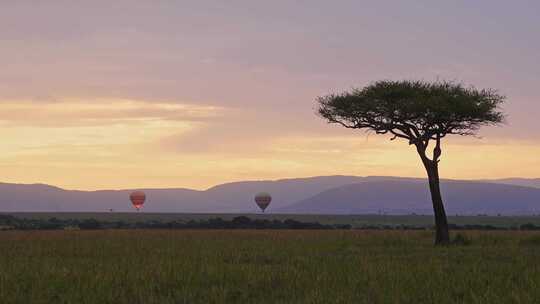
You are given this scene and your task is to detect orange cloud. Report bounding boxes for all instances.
[0,99,223,127]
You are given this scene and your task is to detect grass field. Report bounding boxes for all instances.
[1,229,540,303]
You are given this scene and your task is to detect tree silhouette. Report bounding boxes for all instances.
[317,80,505,244]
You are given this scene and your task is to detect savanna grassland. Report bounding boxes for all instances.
[1,230,539,304]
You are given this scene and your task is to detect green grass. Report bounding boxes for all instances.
[1,230,539,303]
[9,212,540,228]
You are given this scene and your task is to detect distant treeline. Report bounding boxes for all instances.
[0,215,351,230]
[2,214,540,231]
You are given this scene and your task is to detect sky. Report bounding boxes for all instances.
[0,0,539,190]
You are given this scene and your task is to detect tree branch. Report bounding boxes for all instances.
[433,133,442,162]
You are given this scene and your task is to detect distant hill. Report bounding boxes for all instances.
[1,176,539,214]
[203,175,369,211]
[0,183,201,212]
[0,176,369,213]
[279,180,540,215]
[488,178,540,189]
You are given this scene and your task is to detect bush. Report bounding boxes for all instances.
[79,219,102,230]
[520,223,540,230]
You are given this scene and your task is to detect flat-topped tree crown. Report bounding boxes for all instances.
[316,80,506,245]
[318,80,504,162]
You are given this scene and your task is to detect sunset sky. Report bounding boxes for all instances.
[1,1,539,190]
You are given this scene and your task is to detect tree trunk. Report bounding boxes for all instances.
[423,160,450,245]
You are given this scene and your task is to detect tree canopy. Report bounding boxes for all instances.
[317,80,505,162]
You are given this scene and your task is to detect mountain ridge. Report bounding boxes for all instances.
[1,176,539,214]
[278,180,540,215]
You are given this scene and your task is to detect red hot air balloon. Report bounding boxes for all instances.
[254,192,272,212]
[130,191,146,211]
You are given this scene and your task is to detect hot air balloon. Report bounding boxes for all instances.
[254,192,272,212]
[130,191,146,211]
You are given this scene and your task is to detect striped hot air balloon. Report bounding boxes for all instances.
[130,191,146,211]
[254,192,272,212]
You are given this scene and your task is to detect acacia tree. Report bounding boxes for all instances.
[317,80,505,244]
